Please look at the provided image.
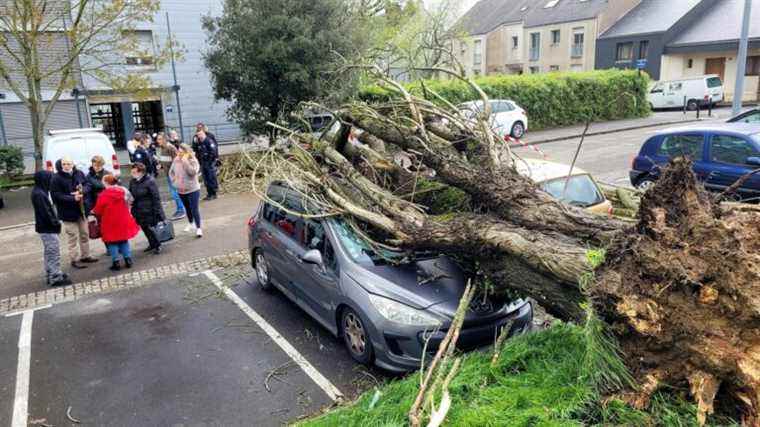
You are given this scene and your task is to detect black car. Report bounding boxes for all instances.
[247,182,533,372]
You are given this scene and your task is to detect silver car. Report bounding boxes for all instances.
[247,183,533,372]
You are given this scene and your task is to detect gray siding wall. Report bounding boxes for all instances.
[596,35,665,79]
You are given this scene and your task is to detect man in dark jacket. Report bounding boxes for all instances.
[32,171,72,286]
[128,163,166,254]
[132,138,157,177]
[85,156,107,214]
[50,157,98,269]
[192,125,219,201]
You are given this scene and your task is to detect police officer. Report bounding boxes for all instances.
[192,123,219,201]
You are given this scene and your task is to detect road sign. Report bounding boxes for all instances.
[636,59,647,70]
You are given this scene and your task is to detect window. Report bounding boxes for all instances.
[570,64,583,72]
[639,41,649,59]
[687,59,693,68]
[124,30,155,67]
[711,135,760,165]
[473,40,482,66]
[746,56,760,76]
[615,42,633,61]
[303,220,337,270]
[512,36,519,49]
[668,82,683,92]
[650,82,664,93]
[658,134,704,159]
[544,0,560,8]
[572,29,584,58]
[529,32,540,61]
[551,30,560,45]
[529,66,540,74]
[264,203,302,239]
[491,101,515,113]
[541,175,604,207]
[736,111,760,124]
[707,77,722,88]
[549,65,559,71]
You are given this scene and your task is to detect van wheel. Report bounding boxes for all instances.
[253,249,273,291]
[686,99,699,111]
[341,307,373,365]
[636,177,656,191]
[510,121,525,139]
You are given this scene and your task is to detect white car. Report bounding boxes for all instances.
[647,75,723,111]
[457,99,528,139]
[43,128,120,176]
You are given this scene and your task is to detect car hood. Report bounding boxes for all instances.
[346,255,467,310]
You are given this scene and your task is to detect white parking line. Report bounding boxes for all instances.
[202,270,344,402]
[10,310,34,427]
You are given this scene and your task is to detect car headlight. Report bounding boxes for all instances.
[368,294,442,327]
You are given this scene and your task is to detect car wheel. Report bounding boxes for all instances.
[686,99,699,111]
[636,177,656,191]
[341,307,373,365]
[253,249,273,291]
[510,121,525,139]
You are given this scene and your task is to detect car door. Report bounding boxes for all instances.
[665,81,683,107]
[262,203,306,294]
[651,133,709,180]
[290,219,341,327]
[648,83,666,108]
[705,133,760,199]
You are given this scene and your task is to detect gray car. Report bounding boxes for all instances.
[247,183,533,372]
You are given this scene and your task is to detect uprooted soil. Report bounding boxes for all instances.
[591,158,760,425]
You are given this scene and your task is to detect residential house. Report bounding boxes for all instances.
[598,0,760,102]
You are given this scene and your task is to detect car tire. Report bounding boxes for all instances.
[636,177,656,191]
[510,121,525,139]
[253,249,273,291]
[686,99,699,111]
[340,307,374,365]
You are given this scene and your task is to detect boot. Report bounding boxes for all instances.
[109,260,121,271]
[124,257,133,269]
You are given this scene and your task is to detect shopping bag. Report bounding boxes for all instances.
[150,220,175,243]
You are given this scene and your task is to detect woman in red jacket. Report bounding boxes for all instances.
[92,175,141,271]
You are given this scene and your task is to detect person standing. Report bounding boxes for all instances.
[129,163,165,254]
[127,132,142,162]
[50,157,98,269]
[32,170,71,287]
[92,174,141,271]
[133,137,157,177]
[85,156,107,214]
[170,144,204,238]
[156,133,186,220]
[192,124,219,201]
[168,130,182,149]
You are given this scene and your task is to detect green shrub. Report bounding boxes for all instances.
[0,145,24,180]
[359,70,651,130]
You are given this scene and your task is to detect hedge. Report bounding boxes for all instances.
[358,69,651,130]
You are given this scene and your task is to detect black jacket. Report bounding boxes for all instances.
[50,160,90,222]
[133,146,157,176]
[192,134,219,164]
[85,167,106,214]
[129,174,164,225]
[32,171,61,234]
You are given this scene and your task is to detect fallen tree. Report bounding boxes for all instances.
[243,74,760,425]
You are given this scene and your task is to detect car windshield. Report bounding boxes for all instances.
[540,174,604,208]
[330,219,432,265]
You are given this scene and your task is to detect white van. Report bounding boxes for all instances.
[43,128,120,176]
[647,75,723,111]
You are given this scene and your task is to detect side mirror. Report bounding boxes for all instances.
[301,249,323,266]
[746,156,760,166]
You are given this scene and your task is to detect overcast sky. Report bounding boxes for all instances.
[424,0,479,19]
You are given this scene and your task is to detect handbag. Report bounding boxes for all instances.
[88,216,101,239]
[150,220,175,243]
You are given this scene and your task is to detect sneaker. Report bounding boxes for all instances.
[196,228,203,238]
[71,261,88,269]
[143,246,156,253]
[153,246,162,255]
[80,257,99,263]
[124,258,133,269]
[109,261,121,271]
[171,212,186,221]
[184,223,196,233]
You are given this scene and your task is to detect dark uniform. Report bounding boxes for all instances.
[192,133,219,199]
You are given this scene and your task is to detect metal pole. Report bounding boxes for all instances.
[733,0,752,115]
[166,12,185,143]
[0,107,7,145]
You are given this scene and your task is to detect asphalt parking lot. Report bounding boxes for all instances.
[1,267,384,426]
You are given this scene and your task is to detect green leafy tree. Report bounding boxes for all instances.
[0,0,174,171]
[202,0,357,137]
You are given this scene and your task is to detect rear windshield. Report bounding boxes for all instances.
[540,174,604,208]
[707,77,722,88]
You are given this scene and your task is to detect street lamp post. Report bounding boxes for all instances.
[733,0,752,115]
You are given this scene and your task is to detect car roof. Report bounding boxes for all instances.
[656,123,760,136]
[515,158,590,183]
[657,74,720,83]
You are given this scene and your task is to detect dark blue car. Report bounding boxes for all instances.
[630,124,760,201]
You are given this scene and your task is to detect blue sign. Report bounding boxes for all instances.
[636,59,647,69]
[165,105,174,113]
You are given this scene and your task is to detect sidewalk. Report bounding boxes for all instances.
[520,107,730,145]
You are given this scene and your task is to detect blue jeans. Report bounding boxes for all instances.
[167,174,185,214]
[179,190,202,228]
[107,241,132,262]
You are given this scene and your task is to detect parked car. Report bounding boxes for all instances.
[248,182,533,372]
[516,159,613,215]
[630,124,760,200]
[728,108,760,124]
[647,75,723,111]
[458,99,528,138]
[43,128,120,176]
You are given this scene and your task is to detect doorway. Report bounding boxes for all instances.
[89,100,165,148]
[705,57,726,81]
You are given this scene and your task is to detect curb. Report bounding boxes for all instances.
[0,249,250,315]
[510,118,704,148]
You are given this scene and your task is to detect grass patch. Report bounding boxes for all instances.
[300,324,737,427]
